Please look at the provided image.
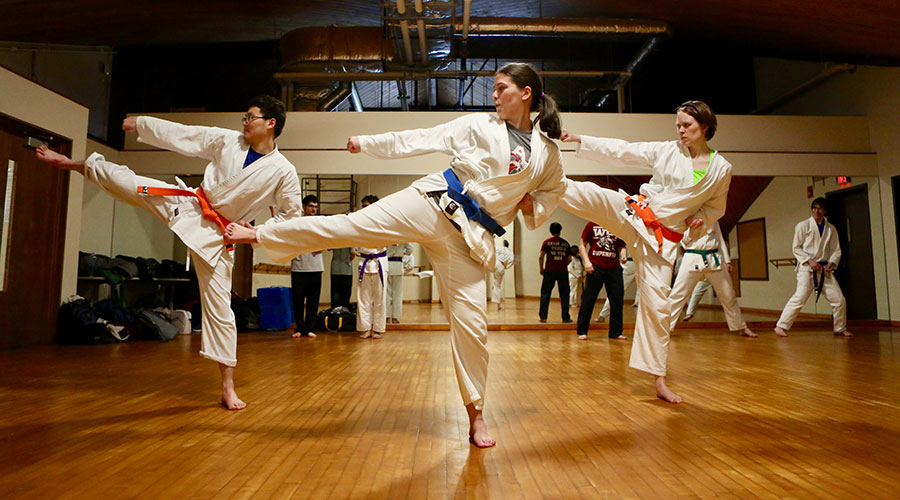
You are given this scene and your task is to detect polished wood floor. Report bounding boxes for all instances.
[1,322,898,499]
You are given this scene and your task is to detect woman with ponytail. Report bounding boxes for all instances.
[555,100,732,404]
[224,62,566,448]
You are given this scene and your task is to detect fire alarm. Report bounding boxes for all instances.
[807,185,814,198]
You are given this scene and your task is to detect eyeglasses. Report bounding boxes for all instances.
[241,114,269,125]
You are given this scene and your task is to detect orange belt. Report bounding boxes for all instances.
[625,194,683,253]
[136,185,234,252]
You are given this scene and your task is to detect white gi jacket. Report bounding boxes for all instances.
[133,116,303,267]
[792,217,841,271]
[358,113,566,268]
[387,243,414,276]
[681,222,730,271]
[494,245,515,274]
[576,137,732,264]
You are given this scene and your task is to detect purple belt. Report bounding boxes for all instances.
[359,251,387,284]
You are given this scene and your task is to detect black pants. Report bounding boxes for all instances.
[539,270,571,321]
[291,271,322,333]
[577,267,624,337]
[330,274,352,309]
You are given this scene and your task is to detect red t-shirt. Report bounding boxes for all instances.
[541,235,570,272]
[582,222,626,269]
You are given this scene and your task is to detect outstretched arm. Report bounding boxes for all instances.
[129,116,230,161]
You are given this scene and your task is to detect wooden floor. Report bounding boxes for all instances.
[1,325,899,499]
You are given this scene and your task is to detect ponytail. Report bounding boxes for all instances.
[535,93,562,139]
[496,62,563,139]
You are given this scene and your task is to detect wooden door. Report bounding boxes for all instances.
[0,117,71,347]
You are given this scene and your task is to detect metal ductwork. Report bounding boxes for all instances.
[278,26,396,111]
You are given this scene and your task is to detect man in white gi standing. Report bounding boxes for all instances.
[775,197,853,337]
[36,96,303,410]
[386,242,414,323]
[492,240,514,310]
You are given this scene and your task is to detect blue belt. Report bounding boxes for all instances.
[359,251,387,284]
[685,248,720,268]
[442,168,506,236]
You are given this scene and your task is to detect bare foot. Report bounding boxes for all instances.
[577,334,587,340]
[224,222,258,244]
[682,314,693,322]
[466,403,496,448]
[774,327,789,337]
[218,364,246,410]
[594,316,605,323]
[740,328,758,338]
[655,376,683,404]
[221,390,247,411]
[360,331,372,339]
[306,331,317,338]
[35,145,85,173]
[609,334,629,340]
[837,330,854,337]
[372,333,382,339]
[292,332,303,338]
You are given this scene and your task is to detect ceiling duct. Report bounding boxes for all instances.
[453,17,672,37]
[278,26,396,111]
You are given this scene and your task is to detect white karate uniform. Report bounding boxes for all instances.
[668,222,747,331]
[492,245,514,304]
[355,246,388,333]
[777,217,847,333]
[598,258,637,318]
[386,243,414,320]
[255,112,566,409]
[685,279,711,317]
[560,137,731,376]
[568,258,585,308]
[84,116,302,366]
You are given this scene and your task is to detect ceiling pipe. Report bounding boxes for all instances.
[350,83,364,112]
[276,70,630,81]
[414,0,428,65]
[750,62,856,114]
[457,0,472,108]
[451,17,672,36]
[317,81,352,111]
[395,0,414,63]
[596,35,662,110]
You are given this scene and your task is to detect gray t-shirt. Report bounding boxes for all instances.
[330,247,353,276]
[506,123,532,175]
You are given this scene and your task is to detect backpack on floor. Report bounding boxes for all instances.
[57,297,125,345]
[315,306,357,332]
[135,308,180,341]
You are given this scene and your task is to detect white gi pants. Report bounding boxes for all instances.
[685,280,711,317]
[777,270,847,333]
[491,270,506,304]
[560,181,675,376]
[569,276,583,308]
[258,187,490,409]
[358,273,387,333]
[599,259,637,317]
[669,267,746,331]
[84,157,238,367]
[386,274,404,319]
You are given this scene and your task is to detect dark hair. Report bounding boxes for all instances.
[549,222,562,235]
[248,95,286,138]
[569,245,580,256]
[503,239,510,248]
[495,62,562,139]
[302,194,319,206]
[676,100,717,140]
[361,194,379,205]
[811,197,827,211]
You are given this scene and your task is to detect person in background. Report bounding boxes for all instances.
[568,245,585,312]
[329,247,355,309]
[538,222,572,323]
[576,222,627,340]
[492,240,515,311]
[386,242,414,323]
[290,195,322,339]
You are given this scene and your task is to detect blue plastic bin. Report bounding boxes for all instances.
[257,286,293,331]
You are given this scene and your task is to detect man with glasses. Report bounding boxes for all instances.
[36,95,304,410]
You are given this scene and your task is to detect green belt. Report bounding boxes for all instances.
[685,249,720,268]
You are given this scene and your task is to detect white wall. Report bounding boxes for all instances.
[754,58,900,320]
[725,175,888,319]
